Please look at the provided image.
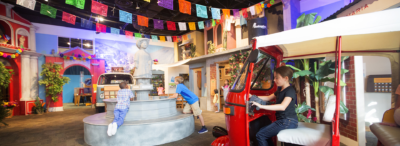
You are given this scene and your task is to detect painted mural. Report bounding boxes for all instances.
[94,38,174,73]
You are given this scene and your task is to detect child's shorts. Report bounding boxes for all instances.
[183,101,202,116]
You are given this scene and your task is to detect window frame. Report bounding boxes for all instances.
[250,53,276,91]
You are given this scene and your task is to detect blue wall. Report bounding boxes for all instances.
[62,75,92,103]
[38,55,46,102]
[36,33,58,55]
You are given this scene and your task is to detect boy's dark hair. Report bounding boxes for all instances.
[214,89,218,94]
[275,66,293,80]
[119,81,127,89]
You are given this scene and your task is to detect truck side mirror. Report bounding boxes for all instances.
[248,49,259,63]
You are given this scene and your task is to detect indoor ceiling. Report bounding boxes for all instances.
[3,0,265,36]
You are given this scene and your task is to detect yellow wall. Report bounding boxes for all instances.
[174,31,204,62]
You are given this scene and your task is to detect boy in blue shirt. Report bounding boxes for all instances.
[107,81,134,136]
[169,76,208,134]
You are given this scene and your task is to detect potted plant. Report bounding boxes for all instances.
[154,59,159,65]
[2,101,17,118]
[32,97,45,115]
[0,101,11,126]
[39,63,70,112]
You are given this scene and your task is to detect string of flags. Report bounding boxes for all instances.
[0,47,24,59]
[59,53,96,61]
[16,0,275,41]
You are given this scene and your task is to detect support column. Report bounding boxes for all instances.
[20,54,32,101]
[30,56,39,99]
[29,26,36,52]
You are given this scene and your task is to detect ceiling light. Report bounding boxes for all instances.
[136,3,140,9]
[67,42,70,45]
[44,0,48,1]
[84,43,91,47]
[99,17,104,21]
[157,0,160,3]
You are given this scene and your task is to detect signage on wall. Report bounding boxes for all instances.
[248,17,268,44]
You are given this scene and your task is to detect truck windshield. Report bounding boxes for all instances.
[250,53,276,90]
[98,74,133,85]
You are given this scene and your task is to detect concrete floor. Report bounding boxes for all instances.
[0,107,378,146]
[0,107,225,146]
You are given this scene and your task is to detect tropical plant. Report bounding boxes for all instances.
[32,97,45,114]
[295,101,316,123]
[0,101,10,126]
[296,13,322,28]
[286,57,350,115]
[0,62,13,92]
[207,41,216,54]
[39,63,70,102]
[189,44,197,58]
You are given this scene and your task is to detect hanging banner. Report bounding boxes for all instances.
[198,21,204,29]
[240,15,247,26]
[96,23,106,33]
[66,0,85,9]
[137,15,149,27]
[205,20,211,27]
[255,3,262,14]
[233,9,240,19]
[178,22,187,31]
[159,36,166,42]
[151,35,158,41]
[134,33,142,39]
[211,19,216,26]
[166,36,172,42]
[172,36,177,42]
[249,6,255,16]
[248,17,267,44]
[158,0,173,10]
[62,12,76,25]
[177,36,182,42]
[196,4,208,19]
[242,8,248,18]
[144,35,151,39]
[40,4,57,18]
[211,8,221,19]
[125,30,133,39]
[179,0,191,15]
[119,10,132,24]
[17,0,36,10]
[188,22,196,30]
[144,0,150,2]
[91,1,108,16]
[167,21,176,31]
[153,19,164,29]
[81,18,93,29]
[110,27,120,35]
[182,35,188,40]
[222,9,230,19]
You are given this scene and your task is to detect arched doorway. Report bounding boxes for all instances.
[62,65,92,107]
[0,57,21,115]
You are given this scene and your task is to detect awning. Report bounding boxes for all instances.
[255,8,400,59]
[183,45,252,65]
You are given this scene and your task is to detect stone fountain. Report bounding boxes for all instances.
[83,38,194,146]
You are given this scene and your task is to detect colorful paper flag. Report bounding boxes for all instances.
[66,0,85,9]
[211,19,215,26]
[158,0,173,10]
[125,31,133,39]
[179,0,191,15]
[196,4,208,19]
[137,15,149,27]
[167,21,176,31]
[144,35,151,39]
[183,35,188,40]
[166,36,172,42]
[119,10,132,24]
[172,36,177,42]
[222,9,230,19]
[261,2,264,8]
[17,0,36,10]
[241,8,248,18]
[249,6,255,15]
[240,16,247,26]
[211,8,221,19]
[110,27,120,35]
[177,36,182,42]
[233,9,240,19]
[134,33,142,39]
[198,21,204,29]
[153,19,164,29]
[256,3,262,14]
[188,22,196,30]
[178,22,187,31]
[205,20,211,27]
[91,1,108,17]
[159,36,165,42]
[144,0,150,2]
[151,35,158,41]
[187,34,191,39]
[81,18,93,29]
[96,23,106,33]
[62,12,76,25]
[40,4,57,18]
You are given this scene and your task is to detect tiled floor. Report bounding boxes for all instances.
[0,107,378,146]
[0,107,225,146]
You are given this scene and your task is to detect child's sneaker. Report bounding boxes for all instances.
[198,126,208,134]
[112,122,118,135]
[107,123,113,136]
